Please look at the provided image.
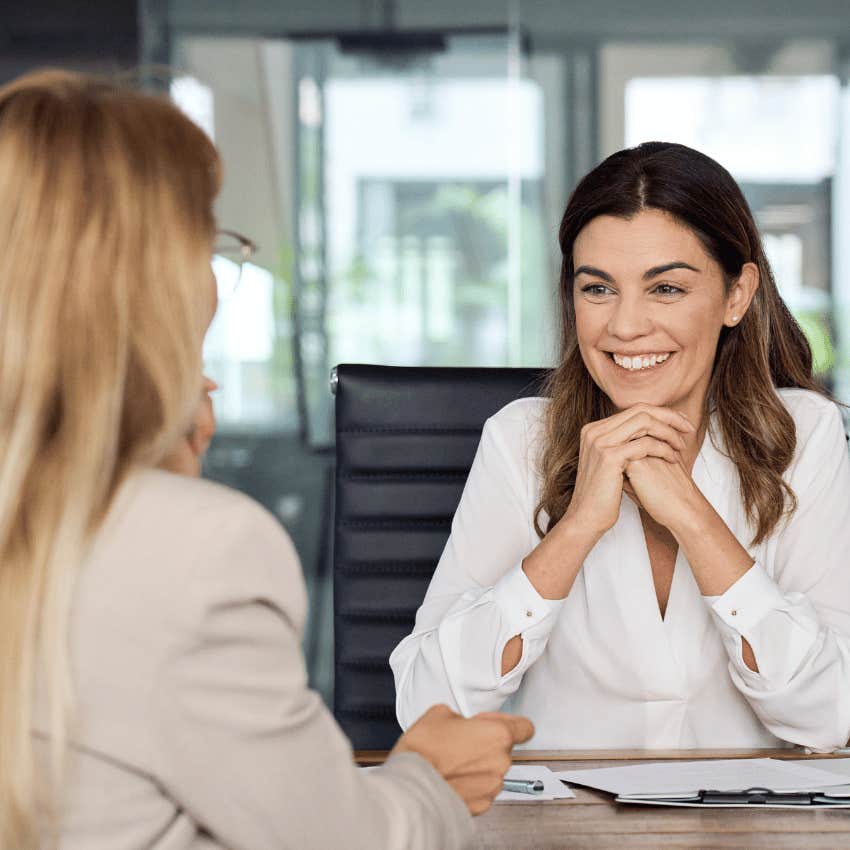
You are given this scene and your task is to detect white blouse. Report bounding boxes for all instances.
[390,389,850,751]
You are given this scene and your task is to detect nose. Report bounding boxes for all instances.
[607,293,653,340]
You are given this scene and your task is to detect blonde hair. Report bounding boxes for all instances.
[0,69,221,848]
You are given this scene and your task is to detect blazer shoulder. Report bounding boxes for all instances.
[92,469,302,616]
[118,468,289,543]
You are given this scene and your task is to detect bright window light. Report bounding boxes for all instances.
[171,75,215,142]
[626,76,839,182]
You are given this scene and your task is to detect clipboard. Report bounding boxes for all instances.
[616,786,850,809]
[555,758,850,809]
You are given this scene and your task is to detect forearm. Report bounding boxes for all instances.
[668,493,757,670]
[520,513,601,600]
[669,492,754,596]
[499,516,599,674]
[367,753,473,850]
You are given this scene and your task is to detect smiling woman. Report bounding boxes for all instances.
[391,141,850,753]
[574,213,749,400]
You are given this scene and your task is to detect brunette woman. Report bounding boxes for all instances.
[392,142,850,751]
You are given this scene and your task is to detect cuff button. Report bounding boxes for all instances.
[525,609,533,618]
[730,609,738,616]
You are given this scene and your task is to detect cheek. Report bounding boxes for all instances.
[672,301,724,358]
[573,300,604,346]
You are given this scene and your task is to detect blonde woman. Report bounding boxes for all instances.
[0,70,533,850]
[392,142,850,751]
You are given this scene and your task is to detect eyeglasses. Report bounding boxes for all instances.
[212,229,257,300]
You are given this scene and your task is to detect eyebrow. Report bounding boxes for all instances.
[574,261,700,282]
[574,265,613,282]
[643,261,700,279]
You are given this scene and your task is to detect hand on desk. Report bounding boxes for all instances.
[392,704,534,815]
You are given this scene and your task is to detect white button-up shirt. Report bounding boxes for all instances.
[390,389,850,750]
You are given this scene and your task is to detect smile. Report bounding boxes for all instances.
[609,352,673,372]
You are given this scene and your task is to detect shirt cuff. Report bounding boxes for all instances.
[704,562,788,633]
[492,561,565,638]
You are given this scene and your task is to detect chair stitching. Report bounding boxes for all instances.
[336,707,398,718]
[336,563,435,576]
[338,426,481,435]
[339,472,468,480]
[336,660,392,671]
[339,519,451,529]
[338,610,416,621]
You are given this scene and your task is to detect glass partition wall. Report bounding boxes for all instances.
[165,5,850,703]
[170,23,556,700]
[601,40,850,402]
[291,32,551,446]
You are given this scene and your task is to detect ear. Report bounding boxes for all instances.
[724,262,759,327]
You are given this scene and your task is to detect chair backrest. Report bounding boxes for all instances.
[333,363,549,750]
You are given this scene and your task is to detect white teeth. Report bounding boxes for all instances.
[612,352,671,371]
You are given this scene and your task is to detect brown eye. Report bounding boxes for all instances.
[654,284,684,296]
[580,284,612,296]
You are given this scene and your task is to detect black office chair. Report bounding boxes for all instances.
[332,363,549,750]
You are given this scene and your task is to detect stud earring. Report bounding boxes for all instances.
[731,315,739,324]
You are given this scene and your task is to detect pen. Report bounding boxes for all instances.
[503,778,544,795]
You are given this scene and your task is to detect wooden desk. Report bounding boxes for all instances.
[356,749,850,849]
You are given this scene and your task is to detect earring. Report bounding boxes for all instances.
[731,315,739,324]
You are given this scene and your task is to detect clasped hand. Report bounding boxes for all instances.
[566,403,704,535]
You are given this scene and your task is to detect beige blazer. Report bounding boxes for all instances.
[34,469,471,850]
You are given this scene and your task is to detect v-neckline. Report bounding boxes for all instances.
[627,421,712,626]
[638,510,679,621]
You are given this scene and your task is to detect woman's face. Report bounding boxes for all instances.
[572,209,757,420]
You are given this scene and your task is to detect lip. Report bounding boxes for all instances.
[605,351,676,375]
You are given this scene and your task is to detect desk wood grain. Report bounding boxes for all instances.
[355,748,839,766]
[355,750,850,849]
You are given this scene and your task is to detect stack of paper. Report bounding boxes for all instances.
[786,758,850,791]
[496,765,575,803]
[553,758,850,808]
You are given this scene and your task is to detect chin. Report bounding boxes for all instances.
[595,374,680,410]
[605,388,673,411]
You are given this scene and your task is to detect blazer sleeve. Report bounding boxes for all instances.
[151,498,472,850]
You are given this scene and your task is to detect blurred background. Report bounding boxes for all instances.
[6,0,850,704]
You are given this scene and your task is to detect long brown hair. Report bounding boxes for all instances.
[535,141,823,544]
[0,70,220,849]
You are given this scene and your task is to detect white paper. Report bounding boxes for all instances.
[785,758,850,782]
[553,758,847,797]
[615,796,850,810]
[495,765,576,803]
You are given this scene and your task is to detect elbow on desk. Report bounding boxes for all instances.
[766,719,850,754]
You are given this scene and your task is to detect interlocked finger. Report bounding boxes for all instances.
[582,404,694,447]
[596,411,688,454]
[614,435,681,466]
